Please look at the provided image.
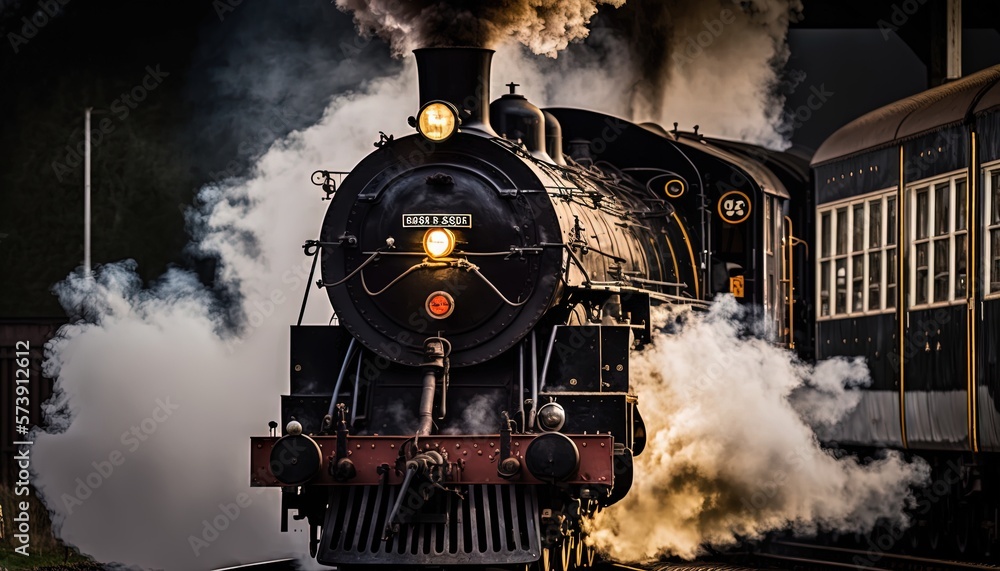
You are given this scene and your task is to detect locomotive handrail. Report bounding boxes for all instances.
[469,266,529,307]
[318,248,387,289]
[356,258,529,306]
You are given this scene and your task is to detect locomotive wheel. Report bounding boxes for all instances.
[538,546,552,571]
[559,537,572,570]
[954,499,978,554]
[582,538,596,568]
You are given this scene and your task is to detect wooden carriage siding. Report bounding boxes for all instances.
[0,320,63,488]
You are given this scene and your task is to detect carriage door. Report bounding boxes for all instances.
[763,194,786,342]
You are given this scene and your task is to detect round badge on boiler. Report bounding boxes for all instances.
[425,291,455,319]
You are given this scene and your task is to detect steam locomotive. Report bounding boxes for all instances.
[249,47,1000,569]
[248,46,810,570]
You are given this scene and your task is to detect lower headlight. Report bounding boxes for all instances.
[524,432,580,482]
[269,434,322,485]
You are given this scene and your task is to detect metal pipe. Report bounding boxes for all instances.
[416,370,436,436]
[947,0,962,81]
[539,326,560,394]
[518,343,525,428]
[528,331,538,429]
[327,338,358,418]
[351,350,363,424]
[84,107,91,276]
[383,466,417,540]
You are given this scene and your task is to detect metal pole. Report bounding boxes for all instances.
[946,0,962,81]
[84,107,92,276]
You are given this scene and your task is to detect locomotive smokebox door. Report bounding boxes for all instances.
[545,325,630,392]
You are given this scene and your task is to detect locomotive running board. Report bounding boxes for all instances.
[317,483,541,566]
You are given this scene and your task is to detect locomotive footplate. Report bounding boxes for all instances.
[250,434,614,486]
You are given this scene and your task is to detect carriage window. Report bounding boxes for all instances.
[955,179,968,298]
[836,258,847,313]
[915,242,929,305]
[867,252,880,310]
[934,183,949,236]
[990,170,1000,294]
[916,189,929,239]
[818,190,895,318]
[955,179,967,231]
[910,175,966,307]
[836,208,847,255]
[852,204,864,252]
[821,212,831,257]
[887,196,897,246]
[886,249,897,309]
[820,261,831,316]
[869,200,882,249]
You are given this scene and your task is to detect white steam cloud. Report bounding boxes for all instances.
[31,66,418,570]
[588,298,929,562]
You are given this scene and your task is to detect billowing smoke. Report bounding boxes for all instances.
[334,0,625,57]
[336,0,803,147]
[588,298,929,561]
[612,0,803,147]
[31,59,420,570]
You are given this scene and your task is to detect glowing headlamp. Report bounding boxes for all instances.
[416,101,458,142]
[422,227,456,259]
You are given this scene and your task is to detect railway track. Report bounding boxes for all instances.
[213,548,996,571]
[753,540,1000,571]
[211,558,299,571]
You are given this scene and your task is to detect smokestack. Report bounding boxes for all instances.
[414,47,495,134]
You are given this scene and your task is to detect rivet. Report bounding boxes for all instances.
[582,442,587,447]
[600,442,605,447]
[256,444,262,449]
[456,443,461,449]
[390,444,395,449]
[463,451,468,456]
[356,444,361,449]
[294,364,302,372]
[489,442,494,448]
[477,450,483,456]
[371,444,376,449]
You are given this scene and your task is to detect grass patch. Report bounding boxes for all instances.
[0,486,98,570]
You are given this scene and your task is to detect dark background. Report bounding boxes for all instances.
[0,0,997,318]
